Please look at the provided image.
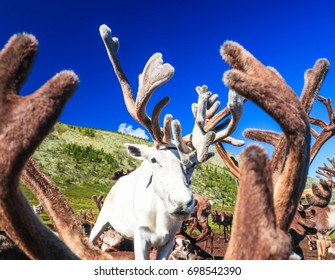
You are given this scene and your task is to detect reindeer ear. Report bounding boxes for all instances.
[194,199,198,207]
[124,144,152,161]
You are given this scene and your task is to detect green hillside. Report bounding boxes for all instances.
[20,123,238,223]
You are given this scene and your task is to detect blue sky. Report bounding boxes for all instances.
[2,0,335,177]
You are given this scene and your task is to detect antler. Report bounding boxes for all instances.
[92,195,104,212]
[99,24,174,146]
[0,34,79,259]
[78,209,97,225]
[309,96,335,163]
[225,146,291,259]
[0,33,123,260]
[304,182,332,207]
[101,24,245,164]
[302,158,335,207]
[221,41,310,259]
[222,41,310,230]
[214,142,241,180]
[191,83,246,175]
[289,204,317,250]
[176,85,245,164]
[316,157,335,181]
[243,59,331,172]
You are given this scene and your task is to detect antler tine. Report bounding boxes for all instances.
[92,194,104,212]
[316,168,334,181]
[309,95,335,163]
[206,93,221,119]
[171,120,196,165]
[213,89,244,143]
[214,142,240,180]
[222,41,310,232]
[185,85,244,163]
[300,59,329,115]
[327,157,335,168]
[151,97,171,144]
[162,114,173,144]
[99,24,174,145]
[302,161,333,208]
[305,182,332,207]
[243,129,281,147]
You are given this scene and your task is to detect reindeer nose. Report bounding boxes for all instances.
[167,191,194,220]
[168,186,193,205]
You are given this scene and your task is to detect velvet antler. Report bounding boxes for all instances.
[21,159,113,259]
[0,34,79,259]
[243,59,331,170]
[221,41,310,259]
[225,146,291,259]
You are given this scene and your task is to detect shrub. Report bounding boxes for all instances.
[64,143,119,168]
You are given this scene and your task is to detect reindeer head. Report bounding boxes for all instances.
[193,193,213,223]
[210,210,220,225]
[124,143,196,220]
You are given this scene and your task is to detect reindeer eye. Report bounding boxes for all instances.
[151,158,157,164]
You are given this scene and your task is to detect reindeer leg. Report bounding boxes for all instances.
[224,225,227,243]
[134,228,151,260]
[210,232,214,255]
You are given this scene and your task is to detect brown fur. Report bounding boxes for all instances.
[221,41,310,259]
[189,193,214,253]
[0,33,117,260]
[289,204,317,258]
[0,34,80,259]
[225,146,290,259]
[21,159,113,259]
[222,41,310,232]
[181,194,214,253]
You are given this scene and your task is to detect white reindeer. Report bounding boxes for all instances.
[89,25,244,260]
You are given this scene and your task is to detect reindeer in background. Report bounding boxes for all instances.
[211,209,233,243]
[302,158,335,260]
[180,193,214,254]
